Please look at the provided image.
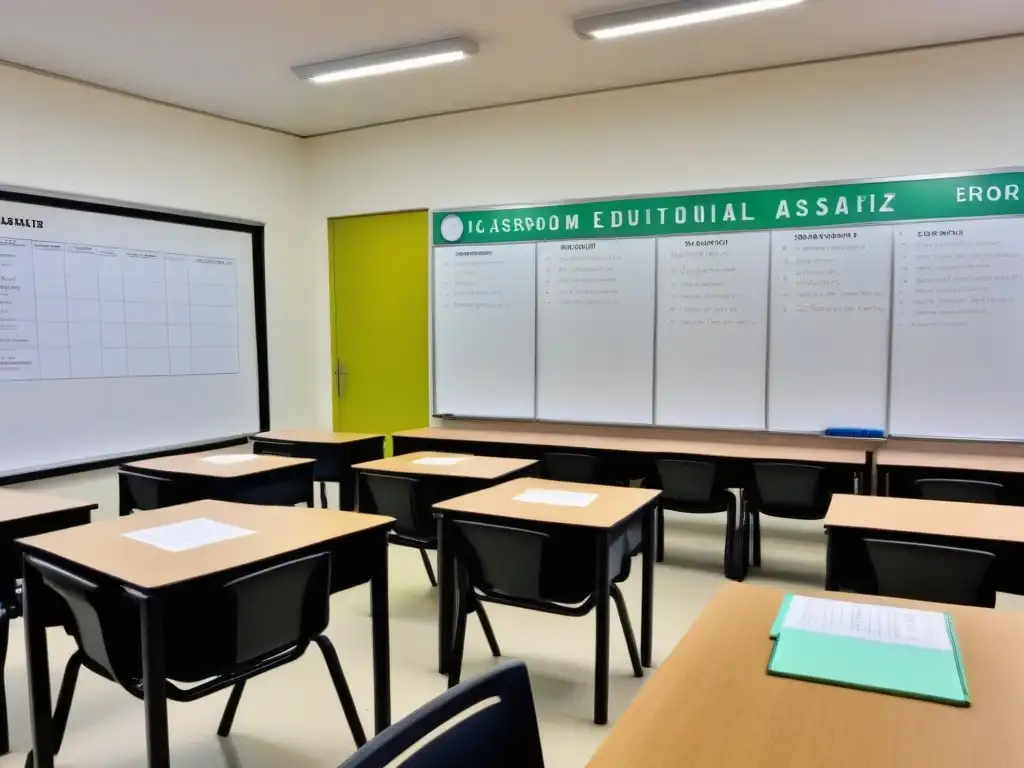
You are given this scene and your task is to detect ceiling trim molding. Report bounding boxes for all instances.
[303,31,1024,139]
[3,30,1022,139]
[0,58,304,138]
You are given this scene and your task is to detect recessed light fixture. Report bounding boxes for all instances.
[574,0,809,41]
[292,37,479,85]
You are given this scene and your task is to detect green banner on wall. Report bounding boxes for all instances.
[433,171,1024,245]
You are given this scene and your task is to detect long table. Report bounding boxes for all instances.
[878,439,1024,501]
[586,583,1024,767]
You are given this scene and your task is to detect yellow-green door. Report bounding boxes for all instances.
[329,210,429,451]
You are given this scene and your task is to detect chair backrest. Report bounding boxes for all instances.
[864,538,996,608]
[542,452,600,484]
[337,660,544,768]
[362,473,434,540]
[655,459,725,509]
[451,519,619,606]
[31,551,332,686]
[118,469,193,515]
[749,462,830,520]
[914,478,1004,505]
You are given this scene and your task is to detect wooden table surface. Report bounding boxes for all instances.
[354,451,536,480]
[125,450,314,478]
[434,477,660,528]
[19,500,392,590]
[254,429,383,445]
[0,488,96,523]
[586,582,1024,768]
[877,440,1024,472]
[395,426,870,464]
[825,493,1024,543]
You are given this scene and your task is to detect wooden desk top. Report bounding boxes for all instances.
[824,493,1024,543]
[254,429,383,445]
[19,500,392,590]
[877,440,1024,472]
[434,477,660,528]
[587,582,1024,768]
[354,451,536,480]
[0,489,97,524]
[395,427,869,464]
[125,450,314,478]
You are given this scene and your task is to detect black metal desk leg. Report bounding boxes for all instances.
[320,482,329,509]
[594,531,610,726]
[641,505,656,668]
[370,532,391,733]
[824,529,837,591]
[0,612,9,755]
[24,559,55,768]
[437,515,453,675]
[137,592,170,768]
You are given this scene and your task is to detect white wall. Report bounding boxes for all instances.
[1,64,314,514]
[307,35,1024,424]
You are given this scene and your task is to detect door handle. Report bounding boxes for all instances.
[334,362,347,399]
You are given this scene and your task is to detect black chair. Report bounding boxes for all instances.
[542,452,601,483]
[361,473,501,655]
[864,538,997,608]
[746,463,831,570]
[655,459,739,576]
[914,478,1004,505]
[24,552,365,767]
[117,469,197,516]
[252,439,330,507]
[445,520,643,695]
[337,660,543,768]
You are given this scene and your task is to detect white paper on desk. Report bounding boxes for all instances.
[782,595,951,651]
[124,518,256,553]
[201,454,261,465]
[513,489,599,508]
[412,457,468,466]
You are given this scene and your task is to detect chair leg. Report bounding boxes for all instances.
[24,650,83,768]
[0,615,8,756]
[420,549,438,588]
[752,509,762,567]
[314,635,367,747]
[217,681,245,738]
[447,593,469,689]
[320,481,329,509]
[656,504,665,563]
[474,600,501,658]
[610,584,643,678]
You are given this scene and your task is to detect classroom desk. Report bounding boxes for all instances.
[0,489,96,756]
[393,426,870,494]
[877,440,1024,501]
[434,477,660,725]
[586,582,1024,768]
[251,429,385,509]
[823,494,1024,595]
[121,450,316,513]
[20,500,393,768]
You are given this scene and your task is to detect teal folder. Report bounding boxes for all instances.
[767,597,970,707]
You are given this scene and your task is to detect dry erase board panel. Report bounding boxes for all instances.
[890,217,1024,439]
[433,169,1024,435]
[536,238,655,424]
[656,232,769,429]
[432,243,536,419]
[767,225,892,432]
[0,193,264,478]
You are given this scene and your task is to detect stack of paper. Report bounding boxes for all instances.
[767,594,970,706]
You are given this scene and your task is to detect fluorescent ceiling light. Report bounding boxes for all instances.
[575,0,809,40]
[292,37,478,85]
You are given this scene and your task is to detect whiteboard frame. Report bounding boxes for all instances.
[429,166,1024,441]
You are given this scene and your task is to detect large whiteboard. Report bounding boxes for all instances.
[536,238,656,424]
[432,244,536,418]
[768,226,892,432]
[890,217,1024,439]
[0,196,261,477]
[656,232,769,429]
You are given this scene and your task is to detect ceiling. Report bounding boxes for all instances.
[2,0,1022,137]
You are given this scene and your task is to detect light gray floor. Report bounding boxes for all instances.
[2,511,1020,767]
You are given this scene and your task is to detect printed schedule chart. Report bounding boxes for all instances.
[0,238,239,380]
